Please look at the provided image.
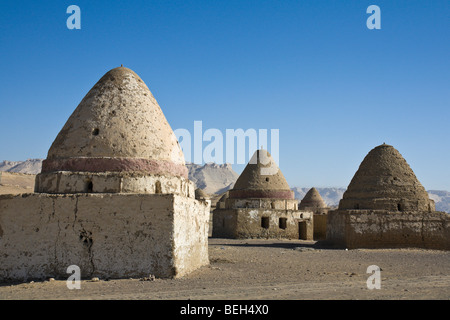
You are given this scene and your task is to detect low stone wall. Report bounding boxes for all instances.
[326,210,450,250]
[212,208,313,240]
[0,193,209,282]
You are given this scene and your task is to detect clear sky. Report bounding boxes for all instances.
[0,0,449,190]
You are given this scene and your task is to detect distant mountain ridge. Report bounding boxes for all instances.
[0,159,43,175]
[186,162,239,195]
[427,190,450,214]
[1,159,448,213]
[0,159,240,195]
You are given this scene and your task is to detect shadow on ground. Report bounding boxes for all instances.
[208,238,345,250]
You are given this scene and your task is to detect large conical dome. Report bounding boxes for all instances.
[299,187,326,209]
[46,66,185,165]
[35,66,191,194]
[339,144,434,212]
[229,149,294,199]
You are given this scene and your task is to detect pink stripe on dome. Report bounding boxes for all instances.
[41,157,188,179]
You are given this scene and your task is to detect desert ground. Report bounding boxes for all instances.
[1,172,448,300]
[0,238,449,300]
[0,172,35,195]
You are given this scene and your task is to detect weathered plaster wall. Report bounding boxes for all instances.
[313,214,327,240]
[212,208,313,240]
[212,209,238,238]
[35,172,195,197]
[301,205,329,215]
[0,193,209,281]
[326,210,450,250]
[173,197,210,277]
[225,198,298,210]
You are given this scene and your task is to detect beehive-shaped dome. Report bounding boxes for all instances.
[45,66,184,165]
[339,144,434,212]
[229,149,294,199]
[299,187,326,209]
[35,67,192,195]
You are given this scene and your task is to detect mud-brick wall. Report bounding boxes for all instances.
[212,208,313,240]
[327,210,450,250]
[313,214,327,240]
[35,171,195,197]
[0,193,209,282]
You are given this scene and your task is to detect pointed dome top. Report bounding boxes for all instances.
[233,149,290,190]
[195,188,208,200]
[40,66,188,179]
[229,149,294,199]
[299,187,326,209]
[46,66,185,165]
[339,144,434,211]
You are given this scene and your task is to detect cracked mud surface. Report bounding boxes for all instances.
[1,238,449,300]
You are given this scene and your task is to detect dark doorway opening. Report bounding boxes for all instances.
[261,217,270,229]
[279,218,287,229]
[299,221,307,240]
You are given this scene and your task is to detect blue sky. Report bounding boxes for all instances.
[0,0,449,190]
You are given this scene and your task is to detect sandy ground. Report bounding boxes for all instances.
[0,172,35,195]
[0,238,449,300]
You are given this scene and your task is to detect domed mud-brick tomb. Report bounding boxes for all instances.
[212,149,313,240]
[299,187,327,211]
[299,187,330,240]
[35,66,189,195]
[338,143,435,212]
[326,144,449,250]
[0,67,210,281]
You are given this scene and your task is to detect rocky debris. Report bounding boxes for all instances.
[139,275,156,281]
